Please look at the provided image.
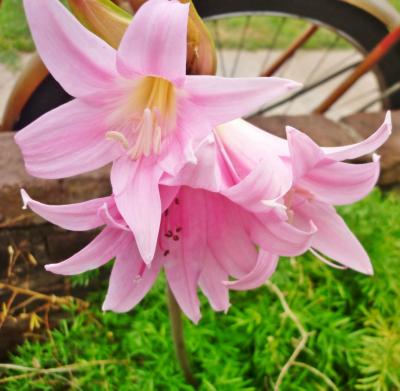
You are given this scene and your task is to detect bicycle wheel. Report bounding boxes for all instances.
[194,0,400,119]
[13,0,400,129]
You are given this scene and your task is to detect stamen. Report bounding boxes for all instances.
[310,248,347,270]
[110,76,177,160]
[106,131,129,149]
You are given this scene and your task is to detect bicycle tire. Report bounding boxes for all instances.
[13,0,400,130]
[195,0,400,108]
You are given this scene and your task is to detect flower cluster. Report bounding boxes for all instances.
[16,0,391,323]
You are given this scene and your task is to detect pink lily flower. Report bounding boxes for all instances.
[215,113,392,274]
[15,0,300,264]
[20,134,317,322]
[21,180,314,323]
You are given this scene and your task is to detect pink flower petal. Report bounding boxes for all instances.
[102,242,162,312]
[216,119,289,164]
[163,187,208,323]
[286,126,325,181]
[198,250,230,313]
[97,203,130,231]
[293,200,373,274]
[117,0,189,81]
[185,76,301,126]
[45,228,129,275]
[323,112,392,160]
[206,194,258,278]
[299,157,380,205]
[248,213,316,257]
[160,186,180,212]
[158,99,207,176]
[21,189,111,231]
[23,0,117,97]
[15,100,120,179]
[111,156,163,264]
[222,154,292,213]
[160,136,229,192]
[225,251,278,290]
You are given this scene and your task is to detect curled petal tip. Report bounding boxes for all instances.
[373,153,381,162]
[285,125,298,136]
[205,135,214,145]
[44,264,55,272]
[191,314,201,325]
[20,188,30,210]
[365,265,374,276]
[309,220,318,235]
[384,111,392,131]
[223,303,231,314]
[142,254,154,266]
[287,81,303,91]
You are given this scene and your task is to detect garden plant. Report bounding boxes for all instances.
[0,0,399,390]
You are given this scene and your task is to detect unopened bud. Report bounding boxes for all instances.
[185,0,217,75]
[68,0,131,48]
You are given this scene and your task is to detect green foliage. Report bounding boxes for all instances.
[1,189,399,390]
[0,0,33,68]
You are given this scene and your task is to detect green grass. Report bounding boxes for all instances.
[0,0,34,68]
[1,189,399,390]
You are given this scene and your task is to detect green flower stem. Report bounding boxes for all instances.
[167,286,198,388]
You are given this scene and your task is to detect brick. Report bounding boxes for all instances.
[0,131,111,228]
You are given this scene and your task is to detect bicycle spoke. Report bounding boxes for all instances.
[259,17,287,74]
[283,34,340,115]
[256,62,360,115]
[303,34,340,86]
[335,84,381,109]
[230,15,252,77]
[261,24,319,77]
[357,82,400,112]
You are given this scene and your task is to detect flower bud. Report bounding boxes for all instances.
[184,0,217,75]
[67,0,131,48]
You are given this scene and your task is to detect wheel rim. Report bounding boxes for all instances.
[204,13,390,120]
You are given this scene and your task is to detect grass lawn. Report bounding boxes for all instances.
[1,189,399,390]
[0,0,33,68]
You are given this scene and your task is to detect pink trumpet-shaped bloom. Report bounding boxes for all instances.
[15,0,300,264]
[22,180,314,323]
[216,112,392,274]
[21,133,316,323]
